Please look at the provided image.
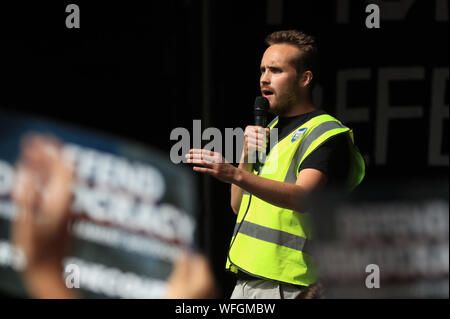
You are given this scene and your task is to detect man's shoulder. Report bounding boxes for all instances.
[298,110,348,131]
[298,132,351,179]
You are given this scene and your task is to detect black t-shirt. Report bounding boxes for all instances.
[268,109,350,186]
[235,110,351,282]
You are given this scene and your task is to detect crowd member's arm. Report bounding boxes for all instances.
[11,135,78,299]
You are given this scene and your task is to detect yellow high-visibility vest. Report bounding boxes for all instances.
[225,113,365,286]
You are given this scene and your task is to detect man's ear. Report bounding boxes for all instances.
[299,70,313,88]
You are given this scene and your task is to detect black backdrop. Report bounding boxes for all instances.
[0,0,448,298]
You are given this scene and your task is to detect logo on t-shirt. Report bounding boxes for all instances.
[291,128,307,142]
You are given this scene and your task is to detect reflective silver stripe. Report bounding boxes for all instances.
[235,220,309,253]
[284,121,347,184]
[267,116,279,128]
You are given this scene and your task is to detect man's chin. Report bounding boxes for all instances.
[269,103,284,116]
[268,108,278,115]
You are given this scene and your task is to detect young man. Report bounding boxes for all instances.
[186,30,365,299]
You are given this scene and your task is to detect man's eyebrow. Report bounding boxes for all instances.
[260,65,282,70]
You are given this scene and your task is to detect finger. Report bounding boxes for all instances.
[188,158,216,168]
[248,137,268,146]
[187,157,219,165]
[245,125,265,133]
[246,135,267,148]
[245,129,266,140]
[189,149,216,157]
[13,165,38,217]
[11,165,39,247]
[186,153,224,163]
[41,168,73,224]
[247,142,266,153]
[187,149,225,163]
[12,164,28,204]
[192,166,215,175]
[21,144,74,232]
[186,153,214,160]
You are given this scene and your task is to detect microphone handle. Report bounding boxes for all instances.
[254,115,267,171]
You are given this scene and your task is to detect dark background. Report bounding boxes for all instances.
[0,0,448,298]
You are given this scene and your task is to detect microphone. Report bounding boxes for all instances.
[253,96,269,171]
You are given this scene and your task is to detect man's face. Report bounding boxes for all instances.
[260,43,302,115]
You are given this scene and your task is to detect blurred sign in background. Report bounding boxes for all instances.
[0,111,198,298]
[311,178,448,298]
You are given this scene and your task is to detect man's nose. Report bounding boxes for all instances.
[260,72,270,85]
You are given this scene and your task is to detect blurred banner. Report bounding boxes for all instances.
[310,178,449,298]
[0,110,198,298]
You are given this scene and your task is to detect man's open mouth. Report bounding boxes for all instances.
[262,89,274,97]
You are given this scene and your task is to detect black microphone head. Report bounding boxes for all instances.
[254,96,269,115]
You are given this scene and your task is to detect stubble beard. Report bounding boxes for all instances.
[269,90,298,116]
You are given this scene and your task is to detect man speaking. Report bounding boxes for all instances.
[186,30,365,299]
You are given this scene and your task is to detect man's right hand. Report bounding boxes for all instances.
[242,126,270,164]
[231,125,270,214]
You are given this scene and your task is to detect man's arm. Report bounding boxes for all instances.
[187,149,327,213]
[234,167,327,212]
[230,161,253,214]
